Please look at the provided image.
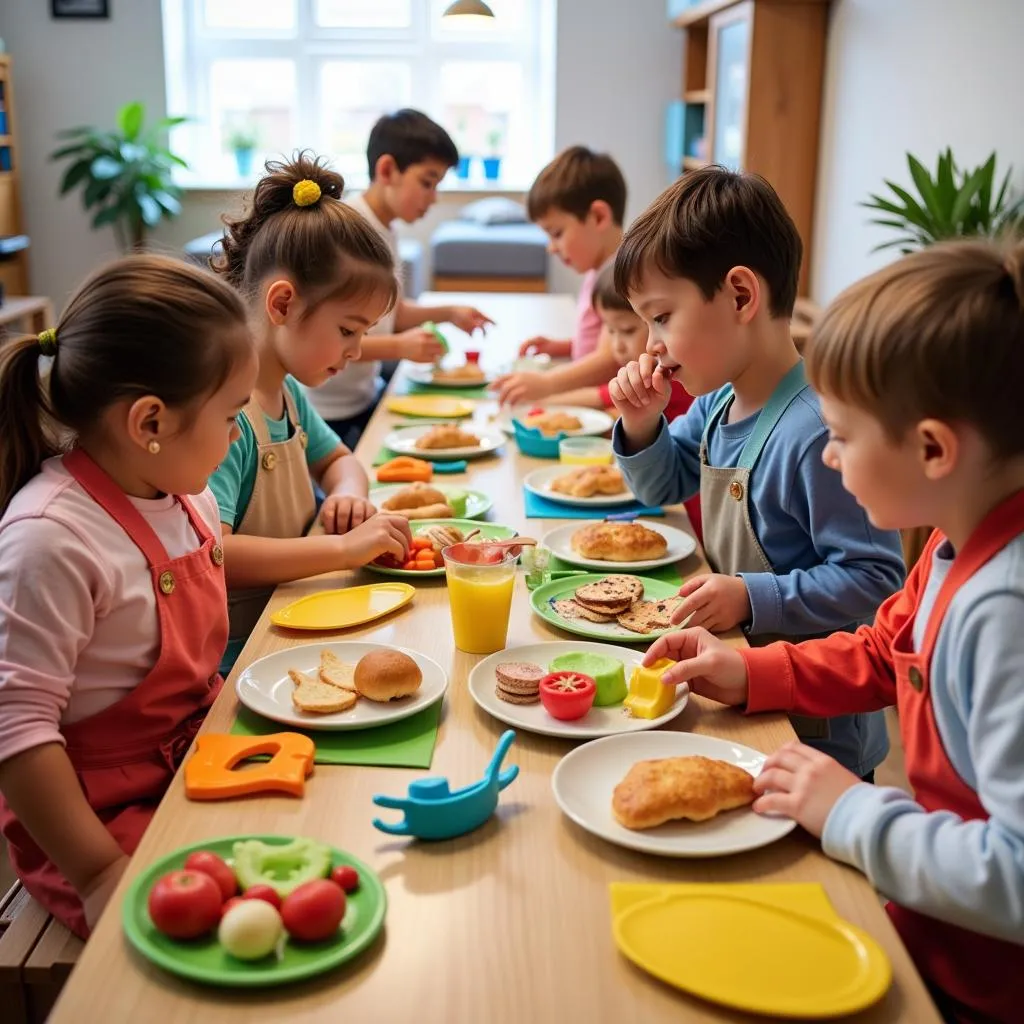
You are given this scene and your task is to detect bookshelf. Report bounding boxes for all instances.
[0,55,29,298]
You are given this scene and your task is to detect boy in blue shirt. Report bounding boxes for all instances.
[609,166,904,780]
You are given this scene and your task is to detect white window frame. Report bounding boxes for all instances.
[161,0,557,190]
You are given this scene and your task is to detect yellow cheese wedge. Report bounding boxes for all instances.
[623,658,677,719]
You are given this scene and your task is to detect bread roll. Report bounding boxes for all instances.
[354,650,423,702]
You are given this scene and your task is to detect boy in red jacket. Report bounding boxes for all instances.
[644,240,1024,1024]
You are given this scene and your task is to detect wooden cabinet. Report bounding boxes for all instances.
[0,55,29,297]
[673,0,829,295]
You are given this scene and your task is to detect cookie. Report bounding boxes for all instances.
[575,575,644,607]
[494,660,544,704]
[617,597,684,634]
[573,595,634,615]
[496,688,541,706]
[552,598,617,624]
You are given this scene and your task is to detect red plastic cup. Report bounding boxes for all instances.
[464,349,481,364]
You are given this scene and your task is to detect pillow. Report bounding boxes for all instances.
[459,197,528,226]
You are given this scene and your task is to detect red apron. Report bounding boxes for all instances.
[0,449,227,938]
[888,491,1024,1024]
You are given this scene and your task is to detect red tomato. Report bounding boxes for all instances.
[539,671,597,721]
[330,865,360,893]
[148,870,223,939]
[243,884,282,910]
[220,896,246,919]
[184,851,237,902]
[280,880,346,942]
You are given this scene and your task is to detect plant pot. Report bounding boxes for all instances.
[455,155,472,180]
[234,147,255,178]
[482,156,502,181]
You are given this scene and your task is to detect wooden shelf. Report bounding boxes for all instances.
[683,156,709,170]
[683,89,711,104]
[673,0,743,28]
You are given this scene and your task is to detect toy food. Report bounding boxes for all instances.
[523,410,583,436]
[414,424,481,450]
[242,884,282,909]
[571,522,668,562]
[184,851,237,901]
[549,465,626,498]
[148,870,223,939]
[611,756,756,829]
[280,879,346,943]
[432,362,485,385]
[330,865,360,893]
[381,482,454,520]
[288,668,357,714]
[319,649,357,692]
[538,671,596,721]
[623,658,678,719]
[218,899,284,961]
[353,650,422,702]
[232,837,332,899]
[549,576,684,636]
[375,456,433,483]
[616,597,685,634]
[494,661,545,705]
[548,651,626,706]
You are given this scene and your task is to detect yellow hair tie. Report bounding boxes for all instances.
[292,180,322,208]
[37,328,58,357]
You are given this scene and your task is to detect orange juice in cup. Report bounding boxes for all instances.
[443,544,517,654]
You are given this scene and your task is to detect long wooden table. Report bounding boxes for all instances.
[50,294,939,1023]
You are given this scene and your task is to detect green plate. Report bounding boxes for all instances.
[369,484,493,521]
[530,573,682,643]
[365,519,518,578]
[122,835,386,987]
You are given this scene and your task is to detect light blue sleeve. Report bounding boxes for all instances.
[611,396,710,505]
[742,430,905,635]
[286,378,344,466]
[207,418,257,530]
[822,593,1024,943]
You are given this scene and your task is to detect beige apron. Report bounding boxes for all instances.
[227,387,317,650]
[698,361,830,741]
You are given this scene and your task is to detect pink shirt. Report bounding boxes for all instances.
[572,268,603,359]
[0,457,222,765]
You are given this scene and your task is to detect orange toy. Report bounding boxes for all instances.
[376,456,433,483]
[184,733,316,801]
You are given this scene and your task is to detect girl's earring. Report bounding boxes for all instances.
[148,440,161,455]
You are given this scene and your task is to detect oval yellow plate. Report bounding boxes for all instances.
[386,396,475,418]
[271,583,415,631]
[613,892,892,1018]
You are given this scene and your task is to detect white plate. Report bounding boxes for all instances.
[492,404,614,438]
[552,732,796,857]
[235,641,447,731]
[404,363,495,389]
[542,519,697,571]
[383,422,506,461]
[468,641,688,739]
[523,465,637,508]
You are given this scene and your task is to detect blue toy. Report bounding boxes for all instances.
[511,420,569,458]
[371,730,518,841]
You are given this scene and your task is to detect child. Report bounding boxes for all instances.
[610,166,904,780]
[307,109,494,448]
[493,145,626,406]
[645,240,1024,1024]
[211,153,412,672]
[0,254,257,937]
[545,265,702,542]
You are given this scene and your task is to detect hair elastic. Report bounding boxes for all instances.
[37,328,58,357]
[293,179,322,208]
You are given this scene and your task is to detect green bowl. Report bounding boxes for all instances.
[122,835,386,987]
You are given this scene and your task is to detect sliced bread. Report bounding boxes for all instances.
[289,668,358,714]
[320,650,357,692]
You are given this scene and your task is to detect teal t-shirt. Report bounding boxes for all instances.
[209,376,341,531]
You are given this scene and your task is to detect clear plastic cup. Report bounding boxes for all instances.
[559,436,614,465]
[442,543,518,654]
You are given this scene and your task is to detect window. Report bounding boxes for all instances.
[161,0,557,189]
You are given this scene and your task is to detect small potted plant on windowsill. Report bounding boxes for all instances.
[226,126,259,179]
[482,128,503,182]
[454,116,473,180]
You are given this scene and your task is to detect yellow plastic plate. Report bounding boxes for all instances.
[385,395,475,418]
[270,583,415,631]
[612,887,892,1018]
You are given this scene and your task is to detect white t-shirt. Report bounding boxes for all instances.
[306,193,402,422]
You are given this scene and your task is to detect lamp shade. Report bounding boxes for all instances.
[443,0,496,17]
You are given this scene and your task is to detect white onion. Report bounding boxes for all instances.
[218,900,283,961]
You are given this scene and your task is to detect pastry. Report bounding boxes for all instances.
[433,362,485,385]
[549,466,627,498]
[381,482,449,511]
[319,650,357,692]
[494,661,545,705]
[523,411,583,436]
[617,597,684,634]
[612,756,756,829]
[548,652,626,706]
[414,424,481,450]
[353,650,423,702]
[289,669,357,714]
[571,522,668,562]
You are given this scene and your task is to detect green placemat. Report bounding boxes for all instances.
[548,556,684,587]
[230,702,442,767]
[396,380,492,400]
[372,446,401,467]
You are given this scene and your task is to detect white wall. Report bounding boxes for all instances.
[2,0,680,310]
[811,0,1024,302]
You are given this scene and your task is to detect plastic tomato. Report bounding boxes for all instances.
[148,870,223,939]
[330,865,360,893]
[243,884,282,910]
[280,879,346,942]
[184,851,238,902]
[220,896,246,919]
[539,672,597,721]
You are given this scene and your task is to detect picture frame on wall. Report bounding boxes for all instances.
[51,0,110,18]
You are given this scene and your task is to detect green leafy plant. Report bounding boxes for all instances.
[226,125,258,152]
[50,101,188,251]
[863,149,1024,254]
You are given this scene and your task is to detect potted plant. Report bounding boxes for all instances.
[50,101,188,250]
[226,125,259,178]
[482,128,503,182]
[862,149,1024,254]
[454,115,472,180]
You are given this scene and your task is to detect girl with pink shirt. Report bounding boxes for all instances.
[0,254,258,937]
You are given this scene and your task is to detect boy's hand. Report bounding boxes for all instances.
[337,513,411,568]
[398,328,446,363]
[643,627,749,704]
[608,354,673,441]
[671,574,751,633]
[81,854,130,932]
[321,494,376,535]
[518,336,571,358]
[446,306,494,335]
[491,370,551,406]
[753,742,862,837]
